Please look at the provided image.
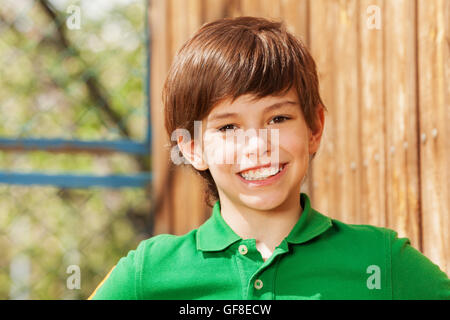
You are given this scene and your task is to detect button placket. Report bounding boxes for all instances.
[247,245,288,299]
[234,240,265,299]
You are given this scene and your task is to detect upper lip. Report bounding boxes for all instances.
[237,163,286,174]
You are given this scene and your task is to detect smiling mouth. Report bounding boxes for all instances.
[237,163,287,181]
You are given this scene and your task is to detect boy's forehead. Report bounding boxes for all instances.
[208,94,256,116]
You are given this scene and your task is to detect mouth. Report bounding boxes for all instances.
[236,162,288,185]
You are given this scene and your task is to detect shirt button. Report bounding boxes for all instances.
[238,244,248,255]
[254,279,263,290]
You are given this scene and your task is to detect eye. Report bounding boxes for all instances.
[218,124,237,132]
[269,115,290,124]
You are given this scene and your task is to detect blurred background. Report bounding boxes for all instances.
[0,0,151,299]
[0,0,448,299]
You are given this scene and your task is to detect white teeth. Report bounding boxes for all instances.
[239,165,284,181]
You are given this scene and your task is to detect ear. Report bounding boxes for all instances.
[309,104,325,155]
[177,133,209,171]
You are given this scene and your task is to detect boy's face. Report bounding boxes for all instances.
[178,87,324,211]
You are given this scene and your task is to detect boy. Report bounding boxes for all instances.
[89,16,449,300]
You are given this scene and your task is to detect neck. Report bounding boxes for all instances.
[219,193,303,256]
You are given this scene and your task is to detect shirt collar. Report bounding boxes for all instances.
[196,193,333,252]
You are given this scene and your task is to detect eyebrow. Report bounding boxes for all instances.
[207,100,298,122]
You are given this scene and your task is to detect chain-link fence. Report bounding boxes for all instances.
[0,0,152,299]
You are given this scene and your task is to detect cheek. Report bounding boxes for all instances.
[206,161,234,190]
[279,127,310,157]
[203,133,237,166]
[283,137,309,156]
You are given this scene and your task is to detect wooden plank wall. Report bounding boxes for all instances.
[148,0,449,274]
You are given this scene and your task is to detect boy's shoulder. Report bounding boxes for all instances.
[330,216,394,235]
[327,215,400,244]
[133,228,200,258]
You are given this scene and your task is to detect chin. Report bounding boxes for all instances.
[238,191,288,211]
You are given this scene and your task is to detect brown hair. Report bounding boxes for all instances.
[163,16,326,208]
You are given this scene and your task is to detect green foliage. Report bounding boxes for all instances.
[0,0,151,299]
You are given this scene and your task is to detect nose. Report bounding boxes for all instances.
[237,128,279,169]
[241,130,268,158]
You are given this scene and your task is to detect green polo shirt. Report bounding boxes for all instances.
[89,193,449,300]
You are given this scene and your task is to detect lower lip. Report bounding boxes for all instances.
[236,163,288,187]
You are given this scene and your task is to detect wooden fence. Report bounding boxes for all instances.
[149,0,449,275]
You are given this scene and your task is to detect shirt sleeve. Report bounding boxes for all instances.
[88,240,147,300]
[389,230,450,300]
